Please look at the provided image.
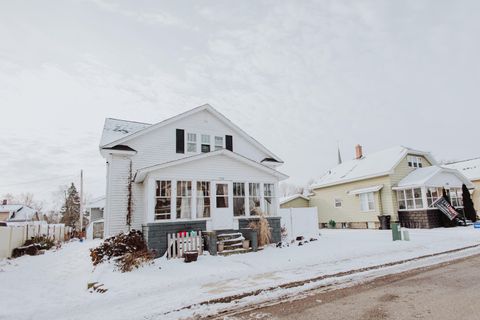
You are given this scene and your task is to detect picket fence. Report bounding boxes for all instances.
[0,223,71,259]
[167,231,203,259]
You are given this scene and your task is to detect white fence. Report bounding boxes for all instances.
[0,223,70,259]
[167,231,203,259]
[279,207,319,241]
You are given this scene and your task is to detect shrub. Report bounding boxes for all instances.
[24,235,56,250]
[248,210,272,247]
[328,220,336,229]
[90,230,154,272]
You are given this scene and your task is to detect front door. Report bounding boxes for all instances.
[212,181,234,230]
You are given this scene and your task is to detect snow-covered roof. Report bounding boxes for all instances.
[393,166,475,189]
[86,196,105,209]
[279,194,310,205]
[100,118,151,147]
[0,204,38,222]
[134,149,288,183]
[100,104,283,163]
[312,146,437,189]
[444,157,480,181]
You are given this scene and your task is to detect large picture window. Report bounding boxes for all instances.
[216,183,229,208]
[426,188,441,207]
[449,188,463,207]
[249,183,261,215]
[264,183,274,215]
[397,188,424,210]
[233,182,245,216]
[155,180,171,220]
[196,181,211,218]
[360,192,375,212]
[176,181,192,219]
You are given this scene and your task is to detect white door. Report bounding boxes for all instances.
[212,181,234,230]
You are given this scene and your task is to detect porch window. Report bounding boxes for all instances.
[201,134,211,153]
[187,133,197,152]
[155,180,171,220]
[426,188,441,207]
[249,183,261,215]
[449,188,463,207]
[196,181,211,218]
[264,183,274,215]
[215,136,223,151]
[397,188,424,210]
[176,181,192,219]
[233,182,245,216]
[360,192,375,212]
[216,183,229,208]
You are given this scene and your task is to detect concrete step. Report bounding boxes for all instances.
[218,248,251,256]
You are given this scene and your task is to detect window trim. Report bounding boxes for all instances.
[186,133,197,153]
[359,192,375,212]
[334,198,342,208]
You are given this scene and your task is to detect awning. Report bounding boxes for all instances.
[348,185,384,195]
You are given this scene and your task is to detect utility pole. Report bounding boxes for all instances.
[80,169,84,239]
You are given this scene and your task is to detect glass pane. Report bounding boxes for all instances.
[216,184,228,208]
[405,189,413,199]
[249,183,260,197]
[187,133,196,142]
[264,184,274,197]
[233,183,245,196]
[406,199,414,209]
[201,134,210,144]
[187,143,196,152]
[234,197,245,216]
[415,199,423,209]
[215,136,223,146]
[413,188,421,199]
[155,198,170,220]
[398,200,406,210]
[398,190,405,200]
[176,197,191,219]
[264,197,273,215]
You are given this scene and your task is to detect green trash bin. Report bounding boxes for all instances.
[391,223,402,241]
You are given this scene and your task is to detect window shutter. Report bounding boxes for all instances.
[226,135,233,151]
[176,129,185,153]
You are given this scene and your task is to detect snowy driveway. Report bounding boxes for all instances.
[0,228,479,320]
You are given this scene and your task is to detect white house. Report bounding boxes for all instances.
[100,104,287,254]
[0,203,41,223]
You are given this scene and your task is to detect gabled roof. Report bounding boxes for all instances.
[393,166,475,189]
[279,194,310,205]
[0,204,38,222]
[100,104,283,163]
[311,146,437,189]
[444,157,480,181]
[134,149,288,183]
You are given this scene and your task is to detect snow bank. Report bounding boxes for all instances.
[0,228,479,320]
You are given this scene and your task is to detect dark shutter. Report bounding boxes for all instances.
[176,129,185,153]
[226,135,233,151]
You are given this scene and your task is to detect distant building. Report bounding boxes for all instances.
[280,194,310,208]
[309,145,474,229]
[86,196,105,239]
[444,157,480,213]
[0,200,41,223]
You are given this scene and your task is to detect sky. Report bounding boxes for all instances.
[1,0,479,210]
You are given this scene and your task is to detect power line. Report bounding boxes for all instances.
[0,174,77,188]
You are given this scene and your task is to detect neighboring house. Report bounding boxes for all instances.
[310,145,474,229]
[444,157,480,213]
[86,196,105,239]
[0,202,41,223]
[100,104,288,255]
[280,194,310,208]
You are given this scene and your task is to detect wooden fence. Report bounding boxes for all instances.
[0,223,71,259]
[167,231,203,259]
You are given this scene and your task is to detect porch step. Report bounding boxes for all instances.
[218,248,251,256]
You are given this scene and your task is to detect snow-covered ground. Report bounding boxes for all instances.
[1,227,479,320]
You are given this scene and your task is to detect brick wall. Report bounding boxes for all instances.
[143,221,207,257]
[398,210,443,228]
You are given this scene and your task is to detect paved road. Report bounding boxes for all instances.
[228,254,480,320]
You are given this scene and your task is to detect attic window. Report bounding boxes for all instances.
[214,136,223,151]
[187,133,197,152]
[201,134,211,153]
[407,156,423,168]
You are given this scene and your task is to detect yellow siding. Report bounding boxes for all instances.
[280,197,309,208]
[310,175,393,226]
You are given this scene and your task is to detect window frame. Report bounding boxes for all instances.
[334,198,342,208]
[214,136,224,151]
[263,183,274,215]
[407,155,423,168]
[233,182,246,216]
[176,181,192,219]
[249,182,261,215]
[186,133,197,153]
[360,192,375,212]
[155,180,172,220]
[196,181,211,218]
[201,134,211,153]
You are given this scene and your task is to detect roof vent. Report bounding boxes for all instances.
[2,199,7,205]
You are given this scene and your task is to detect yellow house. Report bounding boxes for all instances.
[280,194,310,208]
[310,145,474,229]
[444,158,480,213]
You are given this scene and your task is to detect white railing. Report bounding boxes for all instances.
[167,231,203,259]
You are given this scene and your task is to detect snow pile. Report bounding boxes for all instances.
[0,228,479,320]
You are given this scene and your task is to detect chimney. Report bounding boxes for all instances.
[355,144,363,159]
[2,199,7,205]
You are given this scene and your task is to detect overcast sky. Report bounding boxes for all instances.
[1,0,479,209]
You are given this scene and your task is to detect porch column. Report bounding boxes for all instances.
[421,186,428,209]
[191,180,197,219]
[245,182,250,217]
[146,177,156,223]
[171,180,177,221]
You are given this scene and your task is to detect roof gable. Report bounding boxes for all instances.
[100,104,282,163]
[444,157,480,181]
[312,146,437,189]
[395,166,475,189]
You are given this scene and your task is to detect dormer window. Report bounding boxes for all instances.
[215,136,223,151]
[201,134,211,153]
[187,133,197,152]
[407,156,423,168]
